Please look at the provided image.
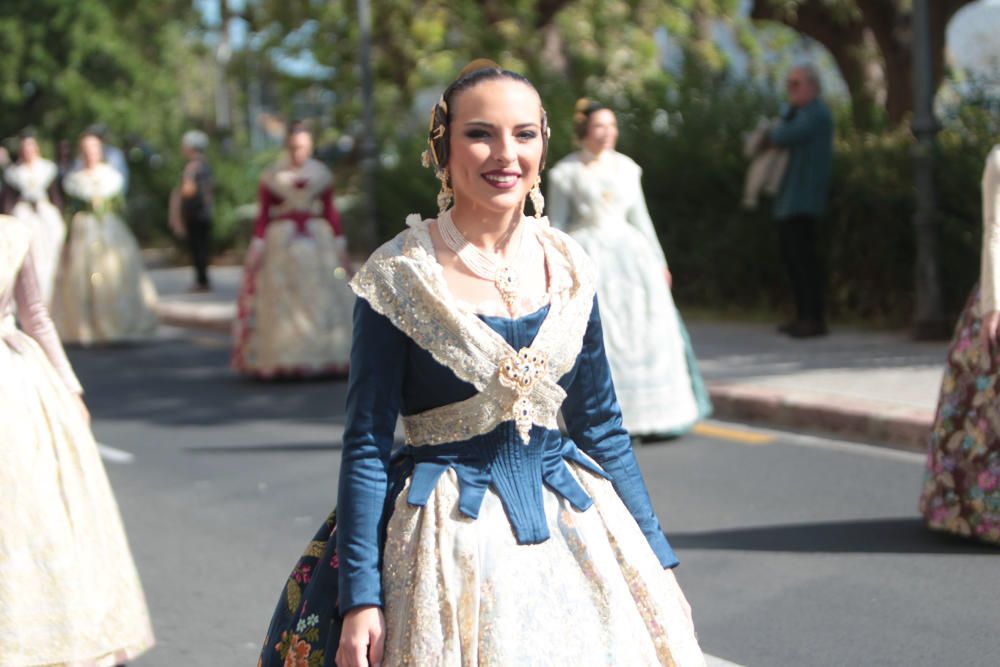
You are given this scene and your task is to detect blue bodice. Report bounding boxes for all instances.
[337,297,678,612]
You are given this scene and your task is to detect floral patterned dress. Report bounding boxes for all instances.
[920,146,1000,544]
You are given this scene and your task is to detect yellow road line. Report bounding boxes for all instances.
[692,422,775,445]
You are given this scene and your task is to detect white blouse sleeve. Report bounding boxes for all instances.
[624,163,669,269]
[980,147,1000,314]
[15,254,84,394]
[545,165,573,232]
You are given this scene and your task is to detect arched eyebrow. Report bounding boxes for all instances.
[463,120,542,130]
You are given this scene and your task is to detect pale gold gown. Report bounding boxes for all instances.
[52,164,158,345]
[0,216,154,665]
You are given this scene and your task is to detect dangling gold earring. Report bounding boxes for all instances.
[529,179,545,218]
[437,168,453,214]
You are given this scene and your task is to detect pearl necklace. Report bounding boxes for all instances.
[438,209,525,316]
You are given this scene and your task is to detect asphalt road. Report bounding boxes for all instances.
[69,329,998,667]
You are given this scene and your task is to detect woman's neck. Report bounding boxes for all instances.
[580,146,608,162]
[449,201,525,255]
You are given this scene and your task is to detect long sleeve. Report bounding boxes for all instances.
[769,103,824,147]
[320,186,343,236]
[15,254,83,394]
[546,167,573,232]
[561,297,679,568]
[980,147,1000,313]
[252,181,273,239]
[625,165,669,269]
[337,298,409,611]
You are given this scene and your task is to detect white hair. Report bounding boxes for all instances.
[791,63,822,93]
[181,130,209,152]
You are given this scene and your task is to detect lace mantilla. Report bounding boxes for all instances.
[63,163,124,202]
[262,158,333,220]
[4,159,58,202]
[350,214,596,445]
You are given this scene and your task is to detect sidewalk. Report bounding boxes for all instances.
[151,265,947,452]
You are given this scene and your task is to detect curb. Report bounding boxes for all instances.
[155,302,234,334]
[707,383,933,453]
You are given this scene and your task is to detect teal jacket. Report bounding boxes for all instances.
[769,98,833,220]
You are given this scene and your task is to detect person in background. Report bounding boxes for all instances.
[170,130,214,292]
[769,63,834,339]
[547,99,711,440]
[2,129,65,304]
[53,129,158,345]
[257,60,704,667]
[70,123,130,194]
[231,122,354,378]
[0,214,154,665]
[920,144,1000,545]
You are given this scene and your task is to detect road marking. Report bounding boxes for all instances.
[700,419,924,464]
[705,654,746,667]
[693,421,775,445]
[97,443,135,464]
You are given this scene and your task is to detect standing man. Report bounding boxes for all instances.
[771,63,834,338]
[173,130,214,292]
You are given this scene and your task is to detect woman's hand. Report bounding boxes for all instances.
[982,310,1000,353]
[336,606,385,667]
[665,268,673,290]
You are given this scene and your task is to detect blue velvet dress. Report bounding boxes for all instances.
[259,218,704,666]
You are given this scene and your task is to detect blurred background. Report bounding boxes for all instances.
[5,0,1000,328]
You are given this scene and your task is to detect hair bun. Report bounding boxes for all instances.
[574,98,591,112]
[457,58,502,79]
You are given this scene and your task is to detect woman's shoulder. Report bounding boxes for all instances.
[609,150,642,174]
[351,214,433,288]
[535,217,597,285]
[548,152,584,176]
[988,145,1000,170]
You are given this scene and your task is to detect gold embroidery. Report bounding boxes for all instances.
[351,215,595,446]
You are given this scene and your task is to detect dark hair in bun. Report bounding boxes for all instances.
[424,59,550,181]
[573,98,611,139]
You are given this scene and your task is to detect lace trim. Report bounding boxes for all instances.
[63,164,124,201]
[4,160,57,201]
[262,158,333,218]
[350,214,596,445]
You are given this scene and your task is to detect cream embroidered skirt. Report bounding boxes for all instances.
[0,328,154,665]
[232,219,354,378]
[51,211,158,345]
[569,223,710,436]
[382,464,706,666]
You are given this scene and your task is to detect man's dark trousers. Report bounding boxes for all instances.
[185,217,212,288]
[778,214,824,325]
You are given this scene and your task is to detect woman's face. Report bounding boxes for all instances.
[80,135,103,167]
[581,109,618,155]
[447,78,545,217]
[20,137,40,163]
[287,131,313,167]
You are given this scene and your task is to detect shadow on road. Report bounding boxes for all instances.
[68,336,349,428]
[669,517,998,555]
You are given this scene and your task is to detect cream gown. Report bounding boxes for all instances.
[232,157,354,377]
[52,164,158,345]
[4,158,66,305]
[548,150,711,436]
[0,216,154,666]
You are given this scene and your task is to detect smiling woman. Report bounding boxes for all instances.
[258,61,706,667]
